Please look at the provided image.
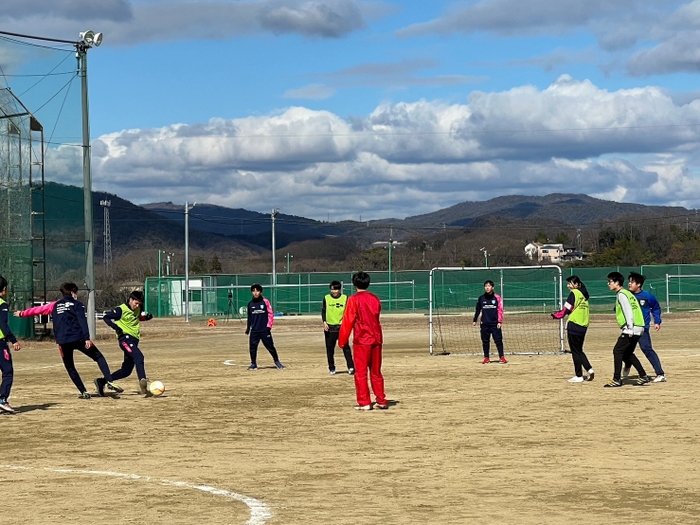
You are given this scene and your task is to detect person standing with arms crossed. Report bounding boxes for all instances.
[551,275,595,382]
[604,272,651,388]
[473,280,507,364]
[338,272,387,411]
[322,281,355,375]
[0,276,21,413]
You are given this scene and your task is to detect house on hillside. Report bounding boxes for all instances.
[524,242,585,263]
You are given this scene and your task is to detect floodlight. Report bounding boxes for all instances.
[79,30,95,45]
[93,32,103,46]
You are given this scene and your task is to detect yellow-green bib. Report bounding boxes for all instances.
[115,303,141,339]
[325,293,347,325]
[568,288,589,327]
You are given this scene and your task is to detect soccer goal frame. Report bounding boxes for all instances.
[429,265,565,356]
[664,274,700,313]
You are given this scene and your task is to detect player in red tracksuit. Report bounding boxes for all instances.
[338,272,387,411]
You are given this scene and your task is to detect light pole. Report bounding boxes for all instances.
[271,208,280,285]
[388,229,393,311]
[286,253,293,274]
[77,29,102,339]
[480,247,489,268]
[185,202,196,322]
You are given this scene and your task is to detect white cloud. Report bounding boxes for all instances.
[0,0,393,44]
[44,76,700,220]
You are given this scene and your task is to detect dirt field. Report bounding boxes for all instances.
[2,313,700,524]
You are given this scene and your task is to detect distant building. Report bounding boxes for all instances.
[524,242,585,263]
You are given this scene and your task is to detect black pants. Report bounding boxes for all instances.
[480,324,504,358]
[612,334,646,382]
[324,327,354,371]
[0,341,13,399]
[567,332,592,377]
[111,335,147,381]
[58,340,113,393]
[249,331,280,365]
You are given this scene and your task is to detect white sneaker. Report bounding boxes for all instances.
[354,405,372,411]
[653,375,666,383]
[622,367,631,378]
[568,376,584,383]
[586,369,595,381]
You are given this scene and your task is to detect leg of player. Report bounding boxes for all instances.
[324,330,337,374]
[638,329,665,381]
[248,332,260,370]
[367,344,387,409]
[493,327,507,363]
[0,341,15,413]
[59,343,91,398]
[352,343,372,409]
[341,343,355,374]
[480,325,491,363]
[260,331,284,369]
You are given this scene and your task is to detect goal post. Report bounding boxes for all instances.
[664,274,700,313]
[429,266,565,356]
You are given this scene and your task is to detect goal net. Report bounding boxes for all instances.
[664,274,700,312]
[430,266,565,356]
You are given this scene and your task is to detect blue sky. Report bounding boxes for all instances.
[3,1,700,220]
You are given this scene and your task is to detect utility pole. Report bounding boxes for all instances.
[184,202,195,322]
[388,228,393,311]
[101,199,111,276]
[271,209,280,285]
[77,30,103,339]
[286,253,292,274]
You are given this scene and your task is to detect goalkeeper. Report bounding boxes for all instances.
[103,291,153,396]
[551,275,595,382]
[473,280,506,364]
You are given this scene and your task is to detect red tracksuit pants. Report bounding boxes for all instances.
[353,343,386,407]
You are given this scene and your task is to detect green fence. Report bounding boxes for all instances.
[145,264,700,318]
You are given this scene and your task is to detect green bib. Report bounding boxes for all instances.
[616,289,644,328]
[115,303,141,339]
[325,294,347,325]
[568,288,589,328]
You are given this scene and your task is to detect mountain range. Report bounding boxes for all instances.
[41,182,695,253]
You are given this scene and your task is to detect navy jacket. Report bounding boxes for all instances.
[51,295,90,345]
[246,296,274,333]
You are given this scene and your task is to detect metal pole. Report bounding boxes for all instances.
[388,230,393,311]
[286,252,290,274]
[271,209,279,286]
[185,202,195,322]
[157,250,162,318]
[78,44,96,339]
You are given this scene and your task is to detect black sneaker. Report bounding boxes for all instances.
[348,368,355,375]
[94,378,106,397]
[604,379,623,388]
[139,378,149,395]
[106,381,124,393]
[634,376,651,386]
[79,391,92,399]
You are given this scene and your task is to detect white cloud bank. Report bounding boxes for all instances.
[46,76,700,220]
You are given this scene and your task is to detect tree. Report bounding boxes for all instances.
[210,254,223,273]
[554,232,571,245]
[190,256,207,274]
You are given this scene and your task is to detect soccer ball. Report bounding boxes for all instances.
[149,380,165,397]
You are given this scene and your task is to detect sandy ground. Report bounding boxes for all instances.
[2,313,700,524]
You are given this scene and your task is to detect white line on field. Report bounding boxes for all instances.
[223,360,248,367]
[0,465,272,525]
[15,364,63,371]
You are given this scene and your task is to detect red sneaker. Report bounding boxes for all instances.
[482,357,490,364]
[500,356,508,364]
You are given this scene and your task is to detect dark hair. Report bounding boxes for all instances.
[0,275,6,293]
[484,280,494,287]
[60,282,79,296]
[250,283,263,292]
[352,271,371,290]
[566,275,589,300]
[129,290,145,303]
[607,272,624,286]
[329,280,342,290]
[628,272,646,287]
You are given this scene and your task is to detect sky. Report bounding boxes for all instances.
[4,0,700,221]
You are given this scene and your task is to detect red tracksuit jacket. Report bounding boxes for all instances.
[338,290,383,348]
